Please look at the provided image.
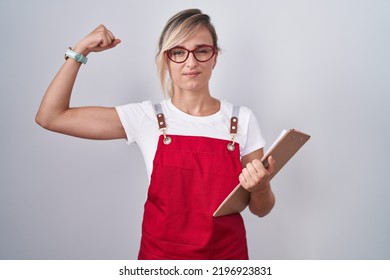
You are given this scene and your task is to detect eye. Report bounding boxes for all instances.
[195,48,210,54]
[195,46,214,57]
[170,48,186,56]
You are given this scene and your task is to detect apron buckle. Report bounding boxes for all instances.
[227,134,236,151]
[227,142,235,151]
[163,135,172,145]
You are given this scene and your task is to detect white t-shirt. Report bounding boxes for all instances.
[116,99,265,179]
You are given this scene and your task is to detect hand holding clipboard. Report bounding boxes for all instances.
[213,129,311,217]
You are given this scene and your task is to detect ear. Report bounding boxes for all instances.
[213,52,218,69]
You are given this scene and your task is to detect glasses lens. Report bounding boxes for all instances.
[193,46,215,62]
[167,47,188,63]
[167,46,216,63]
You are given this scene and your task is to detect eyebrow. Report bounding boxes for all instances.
[174,44,211,48]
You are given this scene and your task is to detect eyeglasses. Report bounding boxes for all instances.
[166,45,217,63]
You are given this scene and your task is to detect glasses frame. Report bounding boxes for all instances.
[165,44,217,64]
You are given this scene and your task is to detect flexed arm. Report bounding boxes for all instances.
[35,25,125,140]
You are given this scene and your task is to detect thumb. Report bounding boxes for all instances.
[96,38,121,52]
[111,38,122,47]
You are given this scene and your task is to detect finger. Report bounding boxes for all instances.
[249,161,271,184]
[239,173,247,185]
[267,155,276,174]
[106,29,116,43]
[93,25,112,47]
[95,24,107,31]
[100,38,121,51]
[239,171,254,191]
[251,159,265,172]
[99,33,113,48]
[245,162,259,177]
[111,38,121,47]
[241,167,251,182]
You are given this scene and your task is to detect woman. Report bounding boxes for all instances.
[36,9,276,260]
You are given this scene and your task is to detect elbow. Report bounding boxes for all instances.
[35,107,69,132]
[35,111,53,130]
[254,208,272,218]
[250,206,272,218]
[35,113,43,126]
[35,112,45,128]
[250,192,276,218]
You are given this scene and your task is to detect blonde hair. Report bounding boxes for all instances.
[156,9,220,97]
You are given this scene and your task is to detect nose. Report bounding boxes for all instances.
[185,51,199,67]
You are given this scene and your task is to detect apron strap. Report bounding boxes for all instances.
[230,105,240,134]
[154,103,240,148]
[154,104,166,130]
[227,105,240,152]
[154,104,171,145]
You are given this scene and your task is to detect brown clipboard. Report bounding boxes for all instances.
[213,129,311,217]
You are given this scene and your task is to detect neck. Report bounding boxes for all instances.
[171,88,220,116]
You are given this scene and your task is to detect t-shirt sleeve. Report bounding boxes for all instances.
[240,109,266,156]
[115,101,153,144]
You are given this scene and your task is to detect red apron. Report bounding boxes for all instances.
[138,106,248,260]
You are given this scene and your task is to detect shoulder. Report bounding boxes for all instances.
[116,100,155,118]
[115,100,161,143]
[220,100,254,123]
[221,100,265,156]
[115,100,156,133]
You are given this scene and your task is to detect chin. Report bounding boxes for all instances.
[176,83,207,93]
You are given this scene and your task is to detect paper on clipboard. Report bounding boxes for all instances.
[213,129,310,217]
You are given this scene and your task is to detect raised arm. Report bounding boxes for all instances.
[35,25,126,140]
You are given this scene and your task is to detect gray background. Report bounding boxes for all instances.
[1,0,389,259]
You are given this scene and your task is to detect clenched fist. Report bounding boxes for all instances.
[72,25,121,56]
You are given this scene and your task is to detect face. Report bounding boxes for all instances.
[167,26,218,95]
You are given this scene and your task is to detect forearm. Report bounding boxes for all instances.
[248,182,275,217]
[36,24,120,129]
[35,58,82,128]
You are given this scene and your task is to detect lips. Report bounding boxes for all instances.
[184,71,201,77]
